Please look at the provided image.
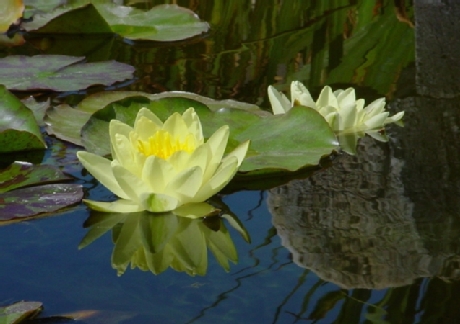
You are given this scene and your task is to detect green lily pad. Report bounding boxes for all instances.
[23,3,111,34]
[94,3,209,41]
[44,90,263,147]
[0,85,46,153]
[81,96,338,173]
[0,301,42,324]
[0,55,135,91]
[24,3,209,42]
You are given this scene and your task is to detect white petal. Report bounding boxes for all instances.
[191,156,238,202]
[338,102,358,131]
[336,88,356,109]
[202,126,229,181]
[133,116,162,141]
[163,112,189,140]
[112,133,138,176]
[164,166,203,200]
[268,86,290,115]
[384,111,404,125]
[140,192,179,212]
[362,98,386,118]
[168,150,191,171]
[222,140,250,167]
[77,151,129,199]
[135,107,163,127]
[109,120,132,160]
[182,108,204,143]
[316,86,338,109]
[363,112,389,130]
[112,165,152,203]
[142,155,175,192]
[290,81,315,108]
[83,198,143,212]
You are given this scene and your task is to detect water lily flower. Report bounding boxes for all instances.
[1,0,24,33]
[77,107,249,213]
[268,81,404,133]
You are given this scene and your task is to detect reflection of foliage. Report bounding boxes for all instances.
[80,210,250,276]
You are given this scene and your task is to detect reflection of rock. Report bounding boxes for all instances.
[268,136,424,289]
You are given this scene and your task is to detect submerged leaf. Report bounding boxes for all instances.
[0,55,135,91]
[0,85,46,152]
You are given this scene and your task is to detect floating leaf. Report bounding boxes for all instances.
[0,183,83,220]
[0,55,135,91]
[23,3,111,33]
[0,301,42,324]
[22,96,50,126]
[0,161,70,193]
[0,85,46,153]
[94,3,209,41]
[45,91,147,146]
[81,97,338,173]
[24,3,209,42]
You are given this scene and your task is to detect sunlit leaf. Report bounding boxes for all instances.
[0,161,70,193]
[0,85,46,152]
[0,184,83,220]
[81,97,338,173]
[94,3,209,41]
[24,3,209,42]
[0,55,135,91]
[44,90,263,147]
[45,91,147,146]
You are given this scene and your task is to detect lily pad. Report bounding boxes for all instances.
[0,85,46,152]
[0,161,70,193]
[0,55,135,91]
[0,162,83,221]
[24,3,209,42]
[81,97,338,173]
[0,183,83,220]
[44,90,264,146]
[94,3,209,41]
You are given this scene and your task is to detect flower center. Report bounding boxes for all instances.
[137,130,196,159]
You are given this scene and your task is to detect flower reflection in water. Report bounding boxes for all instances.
[79,203,250,276]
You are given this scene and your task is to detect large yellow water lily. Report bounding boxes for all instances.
[268,81,404,133]
[77,107,249,213]
[1,0,24,33]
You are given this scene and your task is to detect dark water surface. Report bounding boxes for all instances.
[3,0,460,323]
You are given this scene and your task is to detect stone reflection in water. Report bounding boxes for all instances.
[267,136,425,289]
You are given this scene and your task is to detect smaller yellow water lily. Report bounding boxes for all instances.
[268,81,404,133]
[1,0,24,33]
[77,107,249,213]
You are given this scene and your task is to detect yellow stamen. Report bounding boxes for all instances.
[137,130,196,159]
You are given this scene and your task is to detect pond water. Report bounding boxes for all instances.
[3,0,460,323]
